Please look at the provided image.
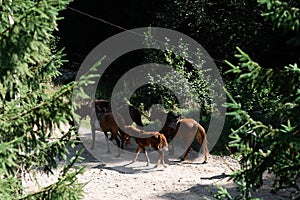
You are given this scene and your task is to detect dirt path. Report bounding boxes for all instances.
[25,127,290,199]
[75,145,288,200]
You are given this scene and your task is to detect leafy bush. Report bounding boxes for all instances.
[211,1,300,199]
[128,29,214,116]
[224,50,300,198]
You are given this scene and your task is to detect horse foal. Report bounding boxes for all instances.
[125,126,168,167]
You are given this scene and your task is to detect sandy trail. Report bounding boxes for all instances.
[25,127,290,199]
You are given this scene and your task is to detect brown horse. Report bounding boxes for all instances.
[75,99,111,147]
[78,99,148,151]
[76,99,110,119]
[162,118,209,163]
[124,126,168,167]
[97,112,128,156]
[91,101,146,146]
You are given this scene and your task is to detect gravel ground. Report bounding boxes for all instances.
[24,127,292,200]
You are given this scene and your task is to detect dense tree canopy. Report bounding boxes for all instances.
[57,0,299,71]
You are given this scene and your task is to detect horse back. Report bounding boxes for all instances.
[135,133,167,151]
[100,112,125,131]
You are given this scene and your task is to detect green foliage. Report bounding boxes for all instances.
[257,0,300,47]
[153,0,275,62]
[23,149,85,200]
[132,28,212,114]
[212,187,233,200]
[222,49,300,199]
[0,0,90,198]
[258,0,300,32]
[209,1,300,199]
[225,47,299,129]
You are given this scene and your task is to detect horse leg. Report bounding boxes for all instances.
[109,136,113,141]
[119,130,125,150]
[169,141,174,156]
[91,117,96,150]
[133,146,141,162]
[160,150,167,168]
[203,153,208,164]
[103,131,111,153]
[156,150,161,167]
[180,146,192,161]
[155,149,166,168]
[143,147,150,166]
[112,132,122,157]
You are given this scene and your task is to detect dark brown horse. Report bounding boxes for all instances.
[75,99,110,127]
[76,99,110,118]
[124,126,168,167]
[82,99,111,150]
[74,99,110,143]
[162,117,209,163]
[92,101,146,144]
[97,112,129,156]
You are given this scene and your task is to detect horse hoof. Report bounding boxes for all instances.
[179,157,185,162]
[202,161,208,164]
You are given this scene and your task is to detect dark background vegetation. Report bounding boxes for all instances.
[55,0,300,154]
[57,0,299,71]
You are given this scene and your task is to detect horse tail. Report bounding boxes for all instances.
[196,123,209,162]
[160,133,169,151]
